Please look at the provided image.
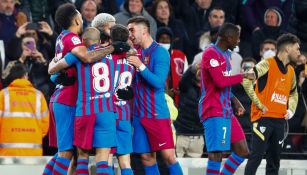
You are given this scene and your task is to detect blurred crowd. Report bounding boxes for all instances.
[1,0,307,159]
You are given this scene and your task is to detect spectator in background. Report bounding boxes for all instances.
[0,63,49,156]
[259,39,277,61]
[76,0,119,15]
[114,0,157,38]
[6,21,56,101]
[174,62,204,158]
[156,27,188,106]
[151,0,191,60]
[0,0,27,48]
[20,0,51,24]
[252,7,284,61]
[80,0,98,29]
[204,6,225,33]
[172,0,214,62]
[232,57,257,134]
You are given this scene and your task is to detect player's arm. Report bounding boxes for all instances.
[242,59,270,111]
[48,52,78,74]
[71,42,130,64]
[287,74,298,119]
[129,48,170,89]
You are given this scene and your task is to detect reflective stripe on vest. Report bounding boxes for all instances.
[0,143,42,148]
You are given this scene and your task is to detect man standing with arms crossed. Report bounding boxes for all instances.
[199,23,252,175]
[243,33,300,175]
[127,16,183,175]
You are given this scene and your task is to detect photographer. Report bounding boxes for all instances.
[3,33,54,101]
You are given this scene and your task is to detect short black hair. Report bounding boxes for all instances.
[55,3,79,29]
[218,23,239,38]
[209,6,225,17]
[127,16,150,33]
[6,63,28,84]
[110,24,129,42]
[276,33,300,51]
[260,39,277,51]
[241,57,257,67]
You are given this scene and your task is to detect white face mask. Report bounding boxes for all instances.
[159,43,171,50]
[263,50,276,59]
[233,45,240,53]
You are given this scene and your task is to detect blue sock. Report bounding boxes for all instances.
[168,161,183,175]
[96,161,109,175]
[76,159,89,175]
[221,152,245,175]
[42,153,58,175]
[206,160,221,175]
[108,165,114,175]
[52,157,71,175]
[144,163,160,175]
[121,168,134,175]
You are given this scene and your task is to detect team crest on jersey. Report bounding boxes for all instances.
[144,56,149,64]
[174,58,184,75]
[71,36,81,45]
[210,58,219,67]
[271,92,287,105]
[260,126,266,133]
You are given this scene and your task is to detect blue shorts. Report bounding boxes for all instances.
[53,102,75,151]
[132,116,151,153]
[116,119,133,155]
[203,117,231,152]
[93,112,117,148]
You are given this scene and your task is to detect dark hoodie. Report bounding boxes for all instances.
[251,7,284,62]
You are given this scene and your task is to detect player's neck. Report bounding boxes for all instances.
[215,41,228,52]
[141,35,154,49]
[68,26,79,35]
[277,52,290,66]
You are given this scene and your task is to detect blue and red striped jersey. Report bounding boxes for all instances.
[64,44,116,116]
[133,41,170,119]
[113,53,136,121]
[198,45,243,121]
[50,30,84,106]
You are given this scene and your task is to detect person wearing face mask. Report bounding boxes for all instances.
[251,7,284,62]
[156,27,188,106]
[259,39,277,61]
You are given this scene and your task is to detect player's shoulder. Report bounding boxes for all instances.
[153,45,169,57]
[202,45,219,59]
[63,32,82,45]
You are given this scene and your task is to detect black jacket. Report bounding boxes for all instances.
[174,66,203,135]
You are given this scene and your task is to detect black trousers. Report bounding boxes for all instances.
[244,117,285,175]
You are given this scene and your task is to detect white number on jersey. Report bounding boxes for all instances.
[92,62,110,93]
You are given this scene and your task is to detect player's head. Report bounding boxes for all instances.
[110,24,129,43]
[127,16,150,46]
[218,23,240,50]
[55,3,83,34]
[82,27,100,47]
[276,33,300,63]
[92,13,116,43]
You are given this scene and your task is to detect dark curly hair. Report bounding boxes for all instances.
[55,3,79,30]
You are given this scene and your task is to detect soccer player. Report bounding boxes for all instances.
[43,3,129,175]
[243,34,300,175]
[127,16,183,175]
[199,23,252,175]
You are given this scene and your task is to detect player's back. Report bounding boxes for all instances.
[113,53,136,120]
[75,44,116,116]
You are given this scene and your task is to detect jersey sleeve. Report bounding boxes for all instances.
[288,70,298,113]
[64,52,79,66]
[139,47,170,89]
[202,49,243,88]
[63,34,84,52]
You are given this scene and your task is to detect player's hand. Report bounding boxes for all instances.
[127,55,143,68]
[284,109,294,120]
[55,71,76,86]
[243,68,256,80]
[112,41,130,54]
[38,21,53,36]
[115,86,134,100]
[261,105,268,115]
[236,107,245,116]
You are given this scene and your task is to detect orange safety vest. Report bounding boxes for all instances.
[0,79,49,156]
[251,57,295,122]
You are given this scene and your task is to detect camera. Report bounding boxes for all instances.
[26,22,41,30]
